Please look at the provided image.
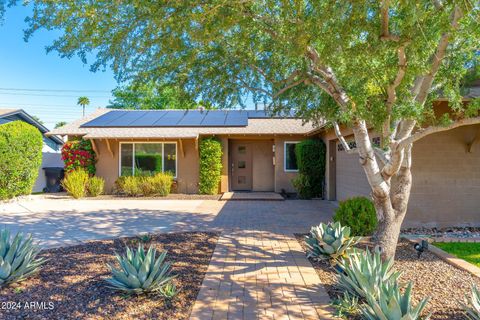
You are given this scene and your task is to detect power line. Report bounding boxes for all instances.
[0,87,112,93]
[0,92,111,98]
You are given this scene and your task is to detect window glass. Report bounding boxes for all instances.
[164,143,176,176]
[238,146,246,154]
[238,160,246,169]
[120,143,133,176]
[134,143,163,176]
[285,143,298,171]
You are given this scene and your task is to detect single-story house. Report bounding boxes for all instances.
[47,109,314,194]
[48,96,480,228]
[0,109,64,192]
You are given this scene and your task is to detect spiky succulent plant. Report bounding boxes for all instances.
[337,247,401,299]
[332,291,360,319]
[106,244,175,294]
[305,222,361,262]
[463,285,480,320]
[361,281,430,320]
[0,229,45,286]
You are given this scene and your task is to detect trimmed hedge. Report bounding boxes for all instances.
[115,173,173,197]
[333,196,377,236]
[198,138,222,195]
[0,121,43,200]
[292,139,326,199]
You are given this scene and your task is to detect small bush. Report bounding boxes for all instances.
[115,173,172,197]
[333,197,377,236]
[199,138,222,195]
[62,169,89,199]
[293,139,326,199]
[0,121,43,200]
[87,176,105,197]
[61,139,96,175]
[150,172,173,196]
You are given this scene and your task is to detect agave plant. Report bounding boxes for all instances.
[332,291,360,319]
[160,282,178,299]
[106,244,175,294]
[304,222,361,262]
[463,285,480,320]
[361,281,430,320]
[337,247,401,299]
[0,229,45,286]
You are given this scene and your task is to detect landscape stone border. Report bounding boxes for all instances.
[402,236,480,279]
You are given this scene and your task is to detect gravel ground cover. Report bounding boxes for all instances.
[403,227,480,239]
[295,235,480,320]
[0,232,219,320]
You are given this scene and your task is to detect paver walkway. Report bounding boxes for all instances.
[190,230,333,319]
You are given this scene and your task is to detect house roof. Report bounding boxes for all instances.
[0,108,64,145]
[47,108,318,139]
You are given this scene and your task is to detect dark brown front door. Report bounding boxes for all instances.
[230,141,253,191]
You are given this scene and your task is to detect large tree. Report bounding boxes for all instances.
[24,1,479,259]
[108,80,197,110]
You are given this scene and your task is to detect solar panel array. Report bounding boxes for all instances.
[81,110,296,128]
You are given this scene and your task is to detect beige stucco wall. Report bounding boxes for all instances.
[93,138,199,194]
[327,125,480,228]
[91,135,306,195]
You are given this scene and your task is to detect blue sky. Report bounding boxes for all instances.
[0,5,117,129]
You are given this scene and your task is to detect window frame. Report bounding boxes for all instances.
[118,141,178,178]
[284,141,300,172]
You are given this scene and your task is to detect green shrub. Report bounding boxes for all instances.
[0,121,43,200]
[62,169,89,199]
[0,229,45,286]
[199,138,222,195]
[293,139,326,199]
[150,172,173,196]
[333,197,377,236]
[463,285,480,320]
[115,173,172,197]
[61,139,96,175]
[87,176,105,197]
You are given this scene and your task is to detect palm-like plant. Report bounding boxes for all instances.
[0,229,45,286]
[105,244,175,294]
[77,96,90,117]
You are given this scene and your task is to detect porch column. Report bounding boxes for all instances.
[220,137,229,193]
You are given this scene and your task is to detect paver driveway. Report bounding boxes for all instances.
[1,196,336,319]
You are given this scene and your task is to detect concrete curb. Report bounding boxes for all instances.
[402,236,480,279]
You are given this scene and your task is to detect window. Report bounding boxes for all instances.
[119,142,177,177]
[284,142,299,172]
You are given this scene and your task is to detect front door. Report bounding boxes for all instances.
[230,141,253,191]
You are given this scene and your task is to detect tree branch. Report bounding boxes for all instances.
[415,6,463,104]
[380,0,399,41]
[273,77,306,99]
[398,116,480,150]
[382,44,408,142]
[333,122,357,154]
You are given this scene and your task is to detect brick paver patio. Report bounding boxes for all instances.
[189,201,336,320]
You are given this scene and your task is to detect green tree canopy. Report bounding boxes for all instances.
[108,80,197,110]
[54,121,67,128]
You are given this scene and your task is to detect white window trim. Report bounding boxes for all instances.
[118,141,178,178]
[284,141,300,172]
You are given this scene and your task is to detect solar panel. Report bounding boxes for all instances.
[127,111,165,126]
[225,110,248,126]
[177,110,206,126]
[152,111,185,126]
[201,111,228,126]
[82,111,128,127]
[107,111,148,126]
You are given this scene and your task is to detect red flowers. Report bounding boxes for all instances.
[61,140,96,175]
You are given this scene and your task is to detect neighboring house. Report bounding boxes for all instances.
[0,109,64,193]
[47,109,314,194]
